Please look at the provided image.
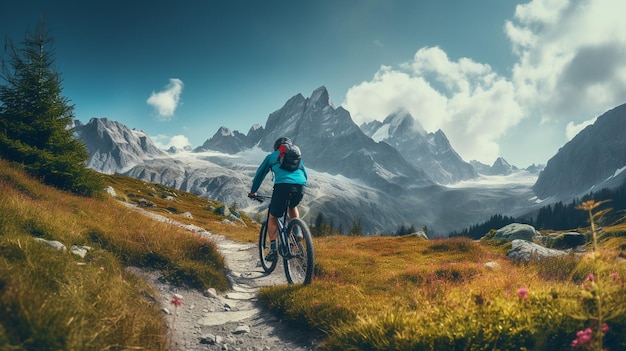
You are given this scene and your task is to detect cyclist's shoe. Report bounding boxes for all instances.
[294,227,303,241]
[265,249,277,262]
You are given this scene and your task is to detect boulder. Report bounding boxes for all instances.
[493,223,539,242]
[547,232,586,249]
[507,239,569,261]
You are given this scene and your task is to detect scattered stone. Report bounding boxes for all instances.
[232,325,250,335]
[181,211,193,218]
[71,245,90,258]
[214,205,231,217]
[136,198,156,208]
[484,261,500,270]
[34,238,66,252]
[104,186,117,197]
[204,288,219,299]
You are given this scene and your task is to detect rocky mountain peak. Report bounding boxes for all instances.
[533,102,626,199]
[361,111,477,184]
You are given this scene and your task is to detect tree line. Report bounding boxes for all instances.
[449,180,626,239]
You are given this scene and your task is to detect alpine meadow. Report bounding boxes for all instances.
[2,20,626,351]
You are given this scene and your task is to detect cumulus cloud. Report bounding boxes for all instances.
[566,117,596,141]
[153,134,191,151]
[343,47,523,164]
[342,0,626,165]
[507,0,626,123]
[147,78,184,121]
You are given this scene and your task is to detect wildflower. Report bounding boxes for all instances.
[601,323,609,334]
[610,272,619,281]
[517,287,528,300]
[586,273,595,282]
[571,328,593,348]
[170,296,183,307]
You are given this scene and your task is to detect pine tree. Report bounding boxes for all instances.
[0,19,102,196]
[349,218,362,236]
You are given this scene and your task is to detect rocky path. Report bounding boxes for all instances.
[125,204,322,350]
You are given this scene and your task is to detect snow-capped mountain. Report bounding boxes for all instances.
[360,110,478,184]
[73,118,168,174]
[470,157,518,176]
[75,87,539,235]
[533,102,626,199]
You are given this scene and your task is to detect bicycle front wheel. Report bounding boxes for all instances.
[258,220,277,273]
[283,218,314,285]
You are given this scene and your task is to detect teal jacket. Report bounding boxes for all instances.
[250,150,308,193]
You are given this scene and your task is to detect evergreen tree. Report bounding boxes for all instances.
[349,218,362,236]
[0,20,101,196]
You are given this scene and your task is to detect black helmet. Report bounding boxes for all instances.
[273,137,292,151]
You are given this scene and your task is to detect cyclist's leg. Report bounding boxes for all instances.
[286,184,304,219]
[267,214,279,241]
[268,184,290,251]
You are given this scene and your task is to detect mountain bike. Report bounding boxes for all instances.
[249,192,314,285]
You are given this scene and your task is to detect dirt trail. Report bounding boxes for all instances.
[125,203,322,350]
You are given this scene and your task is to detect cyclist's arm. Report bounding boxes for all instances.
[250,154,272,193]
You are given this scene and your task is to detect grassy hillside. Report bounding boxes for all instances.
[0,159,240,350]
[2,157,626,350]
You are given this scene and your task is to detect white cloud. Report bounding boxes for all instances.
[565,117,596,141]
[342,0,626,166]
[153,134,191,150]
[507,0,626,123]
[147,78,184,121]
[343,47,523,164]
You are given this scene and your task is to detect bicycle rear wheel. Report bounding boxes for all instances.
[258,220,277,273]
[283,218,314,285]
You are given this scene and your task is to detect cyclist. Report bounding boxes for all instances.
[248,137,308,261]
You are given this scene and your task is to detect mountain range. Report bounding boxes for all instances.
[73,87,626,235]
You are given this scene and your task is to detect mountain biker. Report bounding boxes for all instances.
[248,137,308,261]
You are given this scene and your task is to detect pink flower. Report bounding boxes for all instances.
[586,273,595,282]
[517,287,528,300]
[571,328,593,348]
[170,296,182,307]
[601,323,610,334]
[610,272,620,281]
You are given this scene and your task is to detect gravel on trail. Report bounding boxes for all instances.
[125,204,324,351]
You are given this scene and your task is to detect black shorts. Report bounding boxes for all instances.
[269,184,304,218]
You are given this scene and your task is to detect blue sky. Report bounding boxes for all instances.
[2,0,625,168]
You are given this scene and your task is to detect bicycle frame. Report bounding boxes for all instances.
[250,193,314,285]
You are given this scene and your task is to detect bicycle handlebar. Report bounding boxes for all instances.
[248,194,271,203]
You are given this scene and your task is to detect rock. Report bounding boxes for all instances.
[181,211,193,218]
[484,261,500,270]
[71,245,90,258]
[34,238,66,252]
[215,205,231,217]
[232,325,250,334]
[105,186,117,197]
[136,198,156,208]
[204,288,219,299]
[507,239,569,261]
[493,223,539,242]
[547,232,586,249]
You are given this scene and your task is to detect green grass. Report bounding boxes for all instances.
[259,235,626,350]
[3,157,626,350]
[0,159,235,350]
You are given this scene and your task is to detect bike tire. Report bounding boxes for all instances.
[283,218,314,285]
[258,220,278,273]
